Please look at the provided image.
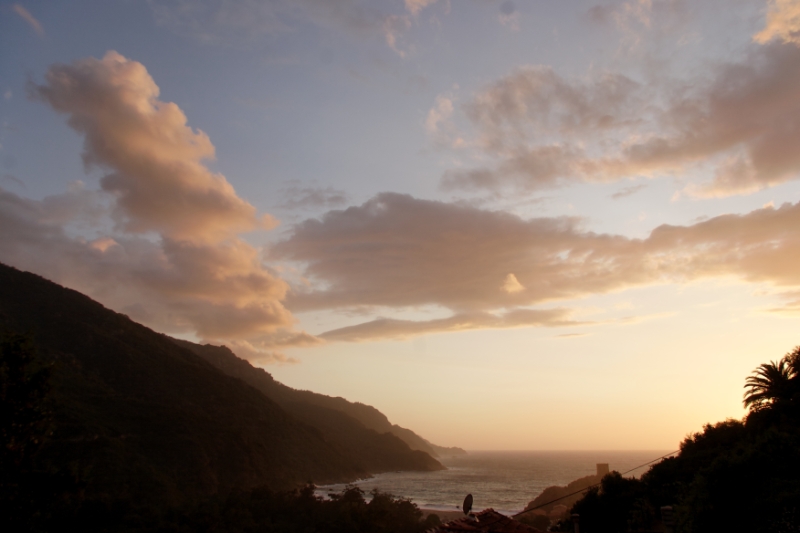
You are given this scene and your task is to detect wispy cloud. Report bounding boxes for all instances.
[437,38,800,197]
[12,4,44,36]
[498,1,520,31]
[277,185,349,210]
[320,308,584,342]
[149,0,418,56]
[1,174,24,189]
[383,14,412,57]
[587,0,689,53]
[405,0,437,16]
[611,184,647,199]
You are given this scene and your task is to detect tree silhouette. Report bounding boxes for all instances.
[786,346,800,379]
[0,332,54,530]
[743,357,794,411]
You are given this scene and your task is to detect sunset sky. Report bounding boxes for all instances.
[3,0,800,450]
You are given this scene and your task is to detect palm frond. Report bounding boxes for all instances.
[743,358,794,411]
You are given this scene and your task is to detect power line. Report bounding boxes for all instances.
[511,450,680,518]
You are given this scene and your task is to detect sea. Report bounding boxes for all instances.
[315,450,673,516]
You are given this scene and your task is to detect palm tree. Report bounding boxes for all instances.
[743,358,794,411]
[786,346,800,377]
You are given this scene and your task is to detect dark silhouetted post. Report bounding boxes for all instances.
[572,513,580,533]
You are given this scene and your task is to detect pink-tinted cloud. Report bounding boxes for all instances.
[276,193,800,339]
[405,0,437,16]
[441,36,800,197]
[383,14,412,57]
[754,0,800,45]
[31,51,273,243]
[0,52,317,362]
[12,4,44,36]
[0,185,302,349]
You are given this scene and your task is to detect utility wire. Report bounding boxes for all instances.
[511,450,680,518]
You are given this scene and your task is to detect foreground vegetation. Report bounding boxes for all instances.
[554,347,800,533]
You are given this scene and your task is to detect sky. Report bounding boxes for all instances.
[2,0,800,451]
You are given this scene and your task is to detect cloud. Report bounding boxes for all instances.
[647,43,800,197]
[0,52,316,363]
[441,40,800,196]
[502,273,525,293]
[611,183,647,199]
[0,185,299,347]
[149,0,412,56]
[425,93,463,147]
[765,289,800,316]
[587,0,689,51]
[278,185,348,210]
[275,193,800,339]
[30,51,274,243]
[223,340,300,364]
[12,4,44,36]
[320,308,582,342]
[498,1,520,31]
[2,174,25,189]
[556,333,588,339]
[275,193,593,313]
[754,0,800,45]
[383,15,412,57]
[463,66,642,151]
[405,0,437,16]
[426,94,454,136]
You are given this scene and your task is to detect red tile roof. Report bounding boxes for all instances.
[429,509,544,533]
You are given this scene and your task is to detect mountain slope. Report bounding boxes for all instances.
[0,263,365,507]
[174,340,464,460]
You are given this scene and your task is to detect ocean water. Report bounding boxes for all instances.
[315,450,672,515]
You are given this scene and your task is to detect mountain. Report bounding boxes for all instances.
[0,263,441,510]
[174,340,465,458]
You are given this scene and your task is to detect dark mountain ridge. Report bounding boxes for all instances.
[174,340,465,459]
[0,263,443,510]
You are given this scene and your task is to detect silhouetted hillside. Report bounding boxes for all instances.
[550,348,800,533]
[0,263,366,509]
[175,340,463,459]
[524,474,601,514]
[283,401,443,472]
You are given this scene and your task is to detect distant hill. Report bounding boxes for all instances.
[523,473,601,514]
[173,340,462,463]
[0,263,442,509]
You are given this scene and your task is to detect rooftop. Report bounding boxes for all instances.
[428,509,544,533]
